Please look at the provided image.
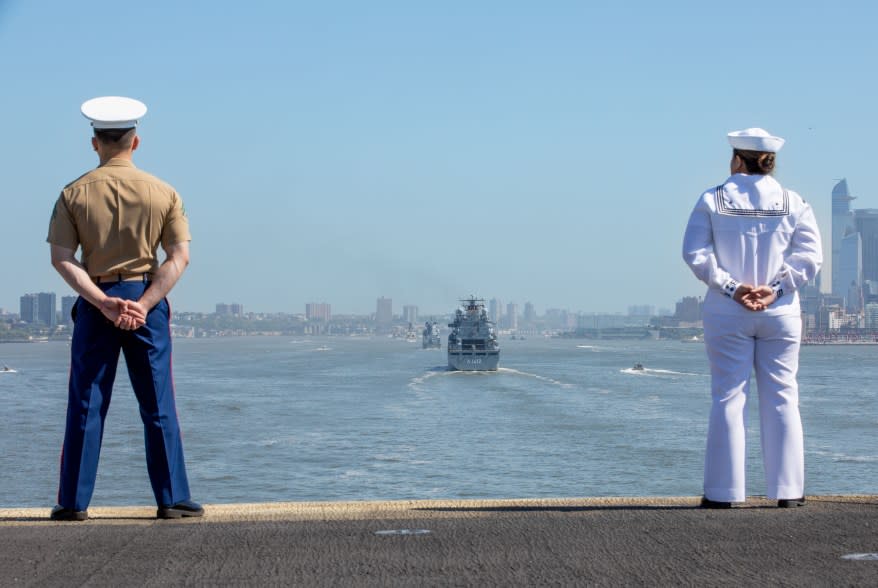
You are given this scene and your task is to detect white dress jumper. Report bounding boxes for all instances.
[682,173,822,502]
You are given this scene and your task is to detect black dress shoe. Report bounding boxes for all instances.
[157,499,204,519]
[50,505,88,521]
[700,496,732,509]
[778,497,806,508]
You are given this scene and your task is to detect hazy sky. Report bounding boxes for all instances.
[1,1,876,315]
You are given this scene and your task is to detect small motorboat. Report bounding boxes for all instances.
[632,363,644,371]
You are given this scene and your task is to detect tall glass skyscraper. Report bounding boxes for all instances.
[831,179,878,310]
[854,209,878,283]
[838,231,862,311]
[831,179,856,297]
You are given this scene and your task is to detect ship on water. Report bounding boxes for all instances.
[422,320,442,349]
[447,297,500,371]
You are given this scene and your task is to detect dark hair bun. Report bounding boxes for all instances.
[758,153,776,174]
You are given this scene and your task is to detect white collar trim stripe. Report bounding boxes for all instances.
[714,185,789,217]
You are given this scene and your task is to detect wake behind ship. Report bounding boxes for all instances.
[447,297,500,371]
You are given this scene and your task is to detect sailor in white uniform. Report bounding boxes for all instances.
[682,128,822,508]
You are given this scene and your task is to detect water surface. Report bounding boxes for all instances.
[1,336,874,507]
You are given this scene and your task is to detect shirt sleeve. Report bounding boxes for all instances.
[160,191,192,249]
[46,193,80,250]
[769,201,823,299]
[681,195,740,298]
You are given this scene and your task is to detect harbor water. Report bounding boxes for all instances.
[1,336,875,507]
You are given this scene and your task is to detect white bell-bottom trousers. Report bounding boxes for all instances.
[702,312,804,502]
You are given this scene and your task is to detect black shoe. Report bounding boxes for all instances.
[700,496,732,509]
[157,499,204,519]
[778,497,806,508]
[50,505,88,521]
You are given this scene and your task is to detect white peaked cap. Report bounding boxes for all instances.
[727,127,785,153]
[81,96,147,129]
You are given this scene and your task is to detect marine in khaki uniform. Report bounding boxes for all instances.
[46,96,203,520]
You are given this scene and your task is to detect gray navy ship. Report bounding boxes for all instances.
[422,321,442,349]
[447,297,500,371]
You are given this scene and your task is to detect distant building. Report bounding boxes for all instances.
[39,292,58,328]
[831,179,856,296]
[489,298,502,325]
[821,294,845,310]
[628,305,654,317]
[38,293,56,327]
[576,312,628,330]
[216,303,244,317]
[829,179,878,310]
[375,297,393,325]
[20,292,56,327]
[523,302,536,325]
[402,305,418,324]
[819,307,861,330]
[837,230,862,309]
[675,296,702,323]
[61,295,77,326]
[561,310,577,330]
[854,209,878,283]
[799,284,822,316]
[20,294,38,324]
[506,303,518,330]
[864,280,878,305]
[846,281,864,314]
[306,303,331,322]
[545,308,565,329]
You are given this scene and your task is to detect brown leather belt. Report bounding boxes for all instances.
[93,273,152,284]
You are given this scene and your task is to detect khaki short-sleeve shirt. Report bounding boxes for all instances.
[47,159,191,277]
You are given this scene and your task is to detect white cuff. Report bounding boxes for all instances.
[721,279,740,299]
[770,279,784,299]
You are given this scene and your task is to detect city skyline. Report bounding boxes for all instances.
[830,177,878,311]
[11,285,876,343]
[2,2,876,315]
[3,290,675,323]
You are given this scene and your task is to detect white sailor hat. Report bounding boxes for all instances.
[727,127,784,153]
[80,96,147,129]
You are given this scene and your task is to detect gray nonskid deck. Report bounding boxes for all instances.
[2,496,876,586]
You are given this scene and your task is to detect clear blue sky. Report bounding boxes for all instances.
[1,1,876,315]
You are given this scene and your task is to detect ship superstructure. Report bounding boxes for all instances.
[447,297,500,371]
